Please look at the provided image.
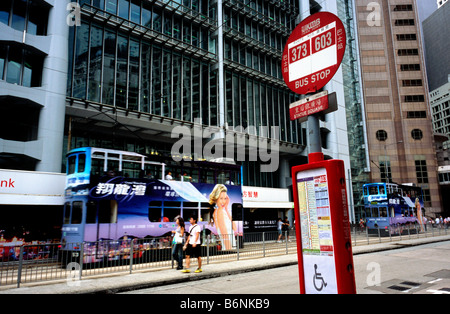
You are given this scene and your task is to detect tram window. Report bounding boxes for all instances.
[380,207,388,217]
[98,200,118,223]
[86,201,97,224]
[183,202,199,221]
[229,171,240,186]
[72,201,83,224]
[68,156,77,174]
[123,161,141,178]
[148,201,162,222]
[379,186,385,195]
[390,207,395,218]
[92,151,105,158]
[78,154,86,173]
[91,158,105,176]
[162,204,181,222]
[365,207,370,218]
[144,164,160,179]
[182,171,193,182]
[369,186,379,195]
[232,203,243,220]
[64,202,71,224]
[387,185,393,194]
[363,187,368,196]
[107,159,120,174]
[206,170,214,184]
[371,208,379,217]
[217,171,227,184]
[190,169,199,183]
[200,202,212,223]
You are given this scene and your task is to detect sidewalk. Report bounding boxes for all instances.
[2,235,450,294]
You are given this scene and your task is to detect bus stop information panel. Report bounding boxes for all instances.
[292,153,356,294]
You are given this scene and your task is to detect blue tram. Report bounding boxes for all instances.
[362,182,425,236]
[61,147,243,263]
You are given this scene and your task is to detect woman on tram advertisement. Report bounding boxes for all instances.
[209,184,238,250]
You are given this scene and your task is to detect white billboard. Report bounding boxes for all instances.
[0,169,65,205]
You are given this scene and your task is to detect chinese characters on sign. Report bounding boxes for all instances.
[289,91,329,121]
[282,12,346,96]
[95,183,147,196]
[243,190,259,199]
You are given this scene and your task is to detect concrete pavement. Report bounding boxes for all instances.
[2,234,450,294]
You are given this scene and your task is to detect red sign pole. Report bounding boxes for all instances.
[282,11,355,294]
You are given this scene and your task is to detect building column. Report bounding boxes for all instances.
[36,0,70,173]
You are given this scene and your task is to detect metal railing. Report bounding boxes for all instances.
[351,222,449,246]
[2,225,449,289]
[0,231,297,289]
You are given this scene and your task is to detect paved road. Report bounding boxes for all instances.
[123,241,450,294]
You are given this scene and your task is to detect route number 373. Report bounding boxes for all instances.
[290,30,334,63]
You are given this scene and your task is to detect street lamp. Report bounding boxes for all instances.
[384,140,403,183]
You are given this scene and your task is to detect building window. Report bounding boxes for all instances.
[0,43,44,87]
[406,111,427,119]
[397,49,418,56]
[402,80,422,87]
[400,64,420,71]
[422,189,431,206]
[397,49,419,57]
[411,129,423,140]
[376,130,388,142]
[379,159,392,183]
[415,159,429,184]
[394,19,415,26]
[404,95,425,103]
[396,34,417,41]
[0,0,49,35]
[0,97,40,142]
[393,5,413,11]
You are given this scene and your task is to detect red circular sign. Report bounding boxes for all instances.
[282,12,346,95]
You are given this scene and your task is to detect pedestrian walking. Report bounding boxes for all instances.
[182,216,202,273]
[277,218,283,243]
[172,216,185,270]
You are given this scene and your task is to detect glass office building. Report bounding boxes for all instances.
[66,0,307,188]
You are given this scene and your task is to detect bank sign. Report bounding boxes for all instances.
[282,12,346,95]
[0,169,65,205]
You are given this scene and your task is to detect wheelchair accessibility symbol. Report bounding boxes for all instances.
[313,264,328,292]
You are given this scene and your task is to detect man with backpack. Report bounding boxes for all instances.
[182,215,202,273]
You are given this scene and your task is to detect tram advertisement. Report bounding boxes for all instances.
[67,176,243,247]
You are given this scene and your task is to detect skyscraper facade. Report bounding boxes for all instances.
[66,0,306,189]
[355,0,441,215]
[423,0,450,92]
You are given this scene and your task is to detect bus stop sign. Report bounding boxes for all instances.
[292,153,356,294]
[282,12,346,95]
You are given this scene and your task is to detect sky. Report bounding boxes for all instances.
[416,0,439,24]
